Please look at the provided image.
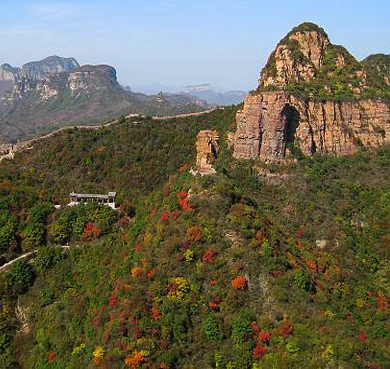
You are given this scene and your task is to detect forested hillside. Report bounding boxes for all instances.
[1,106,390,368]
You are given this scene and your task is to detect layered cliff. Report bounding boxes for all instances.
[233,22,390,162]
[0,56,79,83]
[22,55,79,80]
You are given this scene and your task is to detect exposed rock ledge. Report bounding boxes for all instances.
[233,91,390,162]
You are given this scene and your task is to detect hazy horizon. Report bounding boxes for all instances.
[1,0,389,91]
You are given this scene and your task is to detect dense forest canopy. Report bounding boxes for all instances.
[0,105,389,368]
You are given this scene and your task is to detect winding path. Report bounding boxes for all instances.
[0,246,73,273]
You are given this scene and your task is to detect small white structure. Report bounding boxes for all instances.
[68,192,117,209]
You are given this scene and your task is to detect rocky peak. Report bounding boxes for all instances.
[259,22,365,97]
[260,23,329,88]
[68,65,119,96]
[0,63,22,82]
[192,130,219,175]
[22,55,79,81]
[233,23,390,163]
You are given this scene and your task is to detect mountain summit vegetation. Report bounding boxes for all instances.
[259,22,390,103]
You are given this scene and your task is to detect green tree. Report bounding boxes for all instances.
[23,222,45,250]
[35,246,63,273]
[7,260,34,293]
[0,224,17,252]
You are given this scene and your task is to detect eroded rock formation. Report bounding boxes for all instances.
[233,22,390,162]
[234,92,390,162]
[193,130,219,175]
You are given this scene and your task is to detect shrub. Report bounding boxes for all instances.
[231,276,247,290]
[252,345,267,359]
[231,316,252,344]
[203,315,223,341]
[23,222,45,250]
[186,226,202,242]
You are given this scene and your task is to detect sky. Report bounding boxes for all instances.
[0,0,389,92]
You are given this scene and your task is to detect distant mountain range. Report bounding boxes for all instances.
[0,56,208,143]
[133,83,247,106]
[180,84,246,105]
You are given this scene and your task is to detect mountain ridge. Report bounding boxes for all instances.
[0,56,209,143]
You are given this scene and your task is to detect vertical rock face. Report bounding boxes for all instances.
[234,92,390,162]
[194,130,219,175]
[22,56,79,81]
[68,65,119,96]
[233,22,390,162]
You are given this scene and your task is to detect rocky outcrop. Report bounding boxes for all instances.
[234,91,390,162]
[8,65,119,100]
[68,65,119,96]
[233,23,390,162]
[0,56,79,84]
[0,64,22,82]
[22,56,79,81]
[193,130,219,175]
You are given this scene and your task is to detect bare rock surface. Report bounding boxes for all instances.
[192,130,219,175]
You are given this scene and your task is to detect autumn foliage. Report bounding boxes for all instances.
[258,331,271,342]
[124,353,145,368]
[131,267,143,278]
[177,191,194,211]
[202,249,218,263]
[151,307,161,320]
[82,222,102,241]
[47,352,56,363]
[252,345,267,359]
[160,211,170,221]
[358,332,368,341]
[278,320,294,337]
[186,226,202,242]
[231,276,248,290]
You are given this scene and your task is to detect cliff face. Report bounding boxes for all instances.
[0,64,22,82]
[68,65,119,96]
[233,23,390,162]
[10,65,119,100]
[193,130,219,175]
[0,56,79,83]
[22,56,79,81]
[234,92,390,162]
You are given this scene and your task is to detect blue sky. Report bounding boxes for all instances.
[0,0,389,91]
